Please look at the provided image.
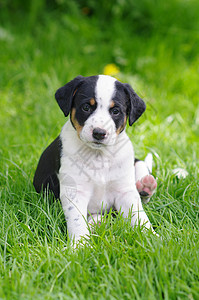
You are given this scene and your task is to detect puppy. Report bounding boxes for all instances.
[33,75,157,245]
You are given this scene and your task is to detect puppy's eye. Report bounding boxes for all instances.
[110,107,120,116]
[82,103,91,112]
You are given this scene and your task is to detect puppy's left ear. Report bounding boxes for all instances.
[124,83,146,126]
[55,75,84,117]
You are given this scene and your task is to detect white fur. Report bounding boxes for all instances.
[58,75,154,246]
[135,153,152,182]
[95,75,117,104]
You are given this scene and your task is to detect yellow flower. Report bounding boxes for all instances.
[103,64,120,77]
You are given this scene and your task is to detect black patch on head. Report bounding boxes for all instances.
[55,75,84,117]
[123,83,146,125]
[110,80,146,130]
[71,76,98,126]
[109,81,129,131]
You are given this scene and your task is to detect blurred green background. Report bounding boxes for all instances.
[1,0,199,155]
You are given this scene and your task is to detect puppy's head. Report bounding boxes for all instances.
[55,75,146,149]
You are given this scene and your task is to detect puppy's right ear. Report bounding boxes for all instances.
[55,75,84,117]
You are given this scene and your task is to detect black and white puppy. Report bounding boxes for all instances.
[33,75,157,245]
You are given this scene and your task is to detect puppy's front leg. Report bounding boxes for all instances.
[60,186,91,246]
[114,188,153,230]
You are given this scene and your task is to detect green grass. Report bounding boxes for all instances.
[0,1,199,299]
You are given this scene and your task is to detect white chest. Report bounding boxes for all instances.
[59,121,135,215]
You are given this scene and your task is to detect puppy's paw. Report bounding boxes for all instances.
[136,175,157,203]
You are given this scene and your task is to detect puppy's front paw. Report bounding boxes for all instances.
[136,175,157,203]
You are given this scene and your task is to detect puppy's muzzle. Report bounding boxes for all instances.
[92,127,107,141]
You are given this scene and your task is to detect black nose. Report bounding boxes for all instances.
[92,128,107,141]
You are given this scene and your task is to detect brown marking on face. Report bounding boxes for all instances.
[110,100,115,108]
[71,108,83,137]
[90,98,95,106]
[116,115,127,135]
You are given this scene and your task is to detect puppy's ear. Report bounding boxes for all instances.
[55,75,84,117]
[124,83,146,126]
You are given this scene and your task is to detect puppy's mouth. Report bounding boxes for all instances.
[94,141,103,145]
[89,141,106,149]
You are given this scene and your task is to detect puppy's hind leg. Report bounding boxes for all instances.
[135,153,157,203]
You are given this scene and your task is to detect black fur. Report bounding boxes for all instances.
[55,75,98,119]
[55,75,84,117]
[33,137,62,198]
[71,76,98,126]
[124,83,146,126]
[111,81,129,130]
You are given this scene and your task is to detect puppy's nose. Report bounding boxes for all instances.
[92,128,107,141]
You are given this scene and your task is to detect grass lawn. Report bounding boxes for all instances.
[0,1,199,299]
